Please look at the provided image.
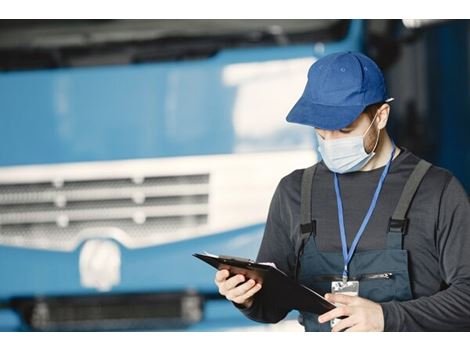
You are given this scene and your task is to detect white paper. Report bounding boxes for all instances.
[202,251,219,258]
[258,262,277,268]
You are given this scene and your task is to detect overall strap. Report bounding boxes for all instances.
[387,159,432,250]
[295,163,318,280]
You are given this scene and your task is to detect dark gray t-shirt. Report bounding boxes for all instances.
[235,147,470,331]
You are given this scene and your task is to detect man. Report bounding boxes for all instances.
[214,51,470,331]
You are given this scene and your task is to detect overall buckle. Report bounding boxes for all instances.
[300,220,316,235]
[388,218,409,235]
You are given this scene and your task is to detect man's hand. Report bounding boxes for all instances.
[318,293,385,332]
[214,269,262,308]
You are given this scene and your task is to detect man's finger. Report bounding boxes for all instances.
[325,293,356,305]
[331,316,358,332]
[215,269,230,283]
[318,305,351,323]
[233,283,262,304]
[344,324,364,332]
[223,274,246,292]
[228,279,256,298]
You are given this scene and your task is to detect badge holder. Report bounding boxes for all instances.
[330,280,359,328]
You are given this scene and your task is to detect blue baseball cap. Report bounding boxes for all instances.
[286,51,394,130]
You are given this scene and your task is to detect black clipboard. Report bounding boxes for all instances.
[193,252,336,315]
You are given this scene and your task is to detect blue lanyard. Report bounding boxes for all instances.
[334,143,396,282]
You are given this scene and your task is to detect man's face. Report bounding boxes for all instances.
[315,110,380,154]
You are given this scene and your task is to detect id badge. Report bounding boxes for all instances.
[330,281,359,328]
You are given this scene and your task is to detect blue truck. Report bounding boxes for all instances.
[0,20,364,331]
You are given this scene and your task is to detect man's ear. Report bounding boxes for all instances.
[376,103,390,129]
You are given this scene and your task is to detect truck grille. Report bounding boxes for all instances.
[0,173,210,250]
[10,291,204,331]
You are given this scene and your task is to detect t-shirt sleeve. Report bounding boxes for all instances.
[233,174,297,324]
[380,175,470,331]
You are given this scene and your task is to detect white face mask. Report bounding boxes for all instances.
[316,112,380,174]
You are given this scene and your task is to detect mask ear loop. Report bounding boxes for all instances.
[363,110,381,153]
[362,110,379,137]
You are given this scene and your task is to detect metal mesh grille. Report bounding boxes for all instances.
[0,173,210,250]
[11,291,204,331]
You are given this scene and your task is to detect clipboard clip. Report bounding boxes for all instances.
[219,255,255,263]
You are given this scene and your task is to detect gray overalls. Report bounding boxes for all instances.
[294,159,431,332]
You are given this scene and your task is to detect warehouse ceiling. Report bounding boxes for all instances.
[0,20,349,70]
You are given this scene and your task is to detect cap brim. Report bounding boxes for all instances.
[286,97,366,131]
